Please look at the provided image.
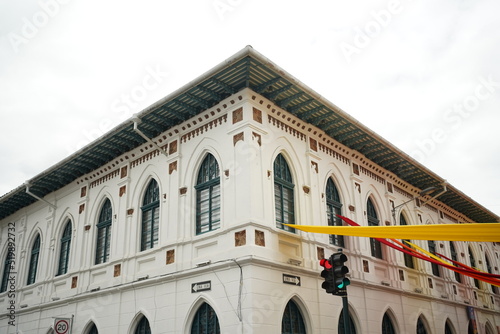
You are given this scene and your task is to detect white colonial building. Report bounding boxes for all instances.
[1,46,499,334]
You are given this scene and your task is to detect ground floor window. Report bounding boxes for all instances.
[416,316,428,334]
[191,302,220,334]
[282,300,306,334]
[135,316,151,334]
[338,309,356,334]
[87,323,98,334]
[445,321,454,334]
[382,313,396,334]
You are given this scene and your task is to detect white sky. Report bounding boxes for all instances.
[1,0,499,217]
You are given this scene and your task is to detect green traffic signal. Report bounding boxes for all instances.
[337,278,351,289]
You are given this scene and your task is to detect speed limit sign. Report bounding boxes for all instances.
[54,318,70,334]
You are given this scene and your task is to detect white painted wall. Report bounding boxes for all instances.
[1,88,499,333]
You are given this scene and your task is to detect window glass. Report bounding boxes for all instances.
[367,199,382,259]
[57,221,72,275]
[96,199,112,263]
[428,240,440,277]
[416,316,427,334]
[282,300,306,334]
[468,247,481,289]
[1,252,14,292]
[449,242,461,283]
[274,154,295,232]
[400,214,414,269]
[382,313,396,334]
[191,302,220,334]
[27,234,41,285]
[141,179,160,250]
[195,154,221,235]
[338,309,356,334]
[326,178,343,247]
[135,316,151,334]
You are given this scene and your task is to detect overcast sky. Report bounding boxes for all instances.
[1,0,499,218]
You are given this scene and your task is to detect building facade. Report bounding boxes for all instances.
[1,47,499,333]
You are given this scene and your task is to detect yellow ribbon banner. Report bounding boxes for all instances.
[284,223,500,242]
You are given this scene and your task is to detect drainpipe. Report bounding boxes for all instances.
[25,182,57,210]
[421,181,448,206]
[132,116,169,158]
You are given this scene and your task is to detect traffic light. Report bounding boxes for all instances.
[319,258,335,293]
[331,252,350,290]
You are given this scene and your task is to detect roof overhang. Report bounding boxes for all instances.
[1,46,498,223]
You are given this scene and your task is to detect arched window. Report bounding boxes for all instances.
[27,234,41,285]
[326,178,343,246]
[87,323,98,334]
[428,240,440,277]
[57,221,72,275]
[468,247,481,289]
[141,179,160,250]
[282,299,306,334]
[400,214,414,269]
[382,313,396,334]
[95,199,112,264]
[485,255,498,294]
[485,322,495,334]
[1,251,14,292]
[191,302,220,334]
[274,154,295,232]
[195,154,221,235]
[445,320,455,334]
[449,242,461,283]
[367,198,382,259]
[338,309,356,334]
[416,316,428,334]
[135,316,151,334]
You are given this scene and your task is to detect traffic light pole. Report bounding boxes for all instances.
[341,295,351,334]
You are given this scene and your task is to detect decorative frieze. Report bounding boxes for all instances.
[319,143,350,165]
[268,115,306,141]
[131,149,161,169]
[90,169,120,188]
[443,212,459,224]
[394,185,412,199]
[360,165,385,185]
[181,115,228,143]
